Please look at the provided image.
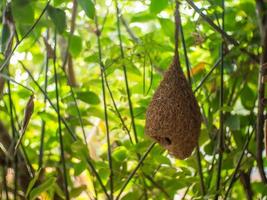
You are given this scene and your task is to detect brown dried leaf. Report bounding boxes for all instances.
[22,95,34,132]
[265,119,267,158]
[67,55,77,87]
[0,77,5,96]
[43,37,54,59]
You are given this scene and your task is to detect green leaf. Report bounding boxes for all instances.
[69,35,83,57]
[240,84,256,110]
[29,177,56,200]
[54,183,65,199]
[150,0,168,14]
[26,169,42,197]
[131,12,155,22]
[225,114,240,131]
[12,2,34,24]
[71,140,89,161]
[113,146,129,162]
[76,91,100,105]
[159,18,174,39]
[47,5,66,34]
[1,24,10,53]
[70,185,87,198]
[77,0,95,19]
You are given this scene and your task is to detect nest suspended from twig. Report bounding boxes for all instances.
[145,56,202,159]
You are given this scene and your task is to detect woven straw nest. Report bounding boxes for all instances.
[145,57,202,159]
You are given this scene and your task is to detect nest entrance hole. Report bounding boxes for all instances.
[154,136,172,146]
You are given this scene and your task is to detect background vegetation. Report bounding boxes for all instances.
[0,0,266,199]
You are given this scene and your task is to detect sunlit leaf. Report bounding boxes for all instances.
[150,0,168,14]
[77,0,95,19]
[76,91,100,105]
[47,5,66,34]
[29,177,56,200]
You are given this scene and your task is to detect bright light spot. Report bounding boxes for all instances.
[10,52,25,65]
[26,52,33,61]
[67,2,72,9]
[158,11,169,18]
[78,11,86,18]
[124,1,148,13]
[105,0,112,7]
[15,69,28,82]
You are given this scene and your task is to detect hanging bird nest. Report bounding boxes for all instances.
[145,56,202,159]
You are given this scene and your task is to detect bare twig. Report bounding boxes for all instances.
[255,0,267,184]
[176,1,206,195]
[185,0,259,63]
[115,0,138,144]
[214,1,225,199]
[115,142,156,200]
[0,0,51,72]
[224,128,254,198]
[94,2,113,199]
[53,32,70,200]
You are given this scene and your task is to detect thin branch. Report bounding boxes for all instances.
[176,1,205,195]
[185,0,259,63]
[19,61,77,141]
[194,57,221,93]
[115,0,138,144]
[0,73,33,93]
[179,7,192,85]
[104,74,133,144]
[62,0,77,70]
[143,173,171,199]
[120,16,140,44]
[0,0,51,72]
[53,32,70,200]
[38,28,49,169]
[255,0,267,184]
[18,60,110,198]
[239,170,253,200]
[61,0,88,146]
[94,3,113,199]
[115,142,156,200]
[214,1,225,199]
[224,128,254,199]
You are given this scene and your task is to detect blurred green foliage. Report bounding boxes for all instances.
[0,0,265,199]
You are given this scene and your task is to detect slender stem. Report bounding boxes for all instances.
[38,28,49,169]
[120,15,140,44]
[94,4,113,199]
[239,170,253,200]
[196,144,206,195]
[0,0,51,72]
[177,2,206,195]
[255,0,267,184]
[53,32,70,200]
[174,1,180,61]
[115,142,156,200]
[19,61,77,141]
[224,128,254,199]
[62,0,77,70]
[214,1,225,199]
[2,167,9,200]
[70,87,88,145]
[115,0,138,143]
[0,73,33,93]
[19,61,110,198]
[7,78,18,200]
[143,173,170,199]
[104,74,133,144]
[185,0,259,63]
[179,9,192,85]
[61,0,88,145]
[194,57,222,93]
